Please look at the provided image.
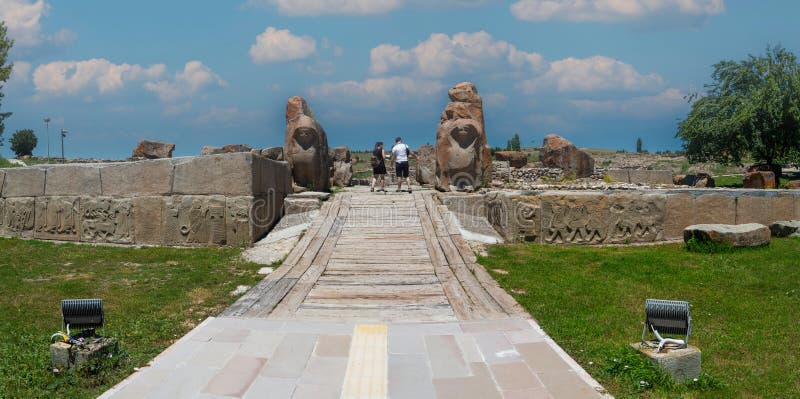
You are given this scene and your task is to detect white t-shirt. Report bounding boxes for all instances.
[392,143,409,162]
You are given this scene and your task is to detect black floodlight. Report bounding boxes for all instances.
[61,299,104,335]
[641,299,691,352]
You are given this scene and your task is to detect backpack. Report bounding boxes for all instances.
[371,156,381,168]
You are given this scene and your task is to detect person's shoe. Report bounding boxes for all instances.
[408,188,412,193]
[396,189,402,192]
[371,187,374,192]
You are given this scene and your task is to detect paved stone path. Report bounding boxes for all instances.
[101,188,609,399]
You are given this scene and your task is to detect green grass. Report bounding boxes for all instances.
[0,238,264,398]
[0,156,20,168]
[715,173,798,188]
[479,238,800,398]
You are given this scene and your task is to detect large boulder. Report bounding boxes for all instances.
[261,147,284,161]
[330,146,351,163]
[494,151,528,168]
[415,145,436,185]
[786,180,800,189]
[284,96,330,192]
[435,82,492,191]
[330,146,353,187]
[684,223,771,247]
[673,173,715,188]
[743,171,776,189]
[748,163,782,179]
[132,140,174,159]
[201,144,252,156]
[769,220,800,237]
[539,134,594,178]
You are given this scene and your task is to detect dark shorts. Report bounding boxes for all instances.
[395,161,409,178]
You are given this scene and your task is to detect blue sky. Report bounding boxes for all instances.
[1,0,798,159]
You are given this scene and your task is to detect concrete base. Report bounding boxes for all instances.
[50,337,118,370]
[631,342,701,382]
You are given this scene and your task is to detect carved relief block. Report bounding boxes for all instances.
[226,197,253,247]
[541,193,610,245]
[486,191,510,239]
[604,194,665,244]
[509,196,541,243]
[164,196,227,246]
[133,197,164,246]
[3,197,35,236]
[80,198,134,244]
[34,197,81,241]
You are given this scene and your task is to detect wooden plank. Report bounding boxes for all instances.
[220,278,279,317]
[242,278,298,318]
[294,306,456,323]
[438,205,462,236]
[317,274,439,285]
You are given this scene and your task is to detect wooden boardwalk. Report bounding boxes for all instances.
[224,189,529,322]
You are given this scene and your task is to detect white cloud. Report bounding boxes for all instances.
[144,61,226,103]
[32,59,166,95]
[247,0,401,16]
[249,27,317,64]
[483,92,509,107]
[522,56,663,93]
[0,0,74,47]
[370,31,543,78]
[308,77,444,106]
[9,60,32,84]
[191,107,261,126]
[510,0,724,22]
[570,88,687,117]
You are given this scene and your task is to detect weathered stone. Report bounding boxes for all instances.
[0,169,5,197]
[539,134,594,178]
[284,198,321,215]
[748,163,782,179]
[330,146,351,163]
[743,171,776,189]
[694,194,735,224]
[605,169,630,183]
[132,197,164,245]
[331,161,353,187]
[664,193,694,239]
[628,170,673,185]
[486,192,541,243]
[631,343,701,383]
[695,173,715,188]
[172,153,257,196]
[1,168,45,197]
[200,146,221,156]
[786,180,800,189]
[80,198,134,244]
[290,191,331,201]
[34,197,80,241]
[736,195,773,225]
[673,173,715,188]
[770,220,800,237]
[132,140,175,159]
[51,337,119,370]
[261,147,284,161]
[2,197,35,236]
[50,342,71,370]
[415,145,436,185]
[0,198,4,228]
[284,96,330,192]
[164,196,227,246]
[100,159,173,197]
[222,144,253,153]
[226,197,254,247]
[44,165,102,196]
[494,151,527,168]
[684,223,770,247]
[773,194,796,222]
[435,82,491,192]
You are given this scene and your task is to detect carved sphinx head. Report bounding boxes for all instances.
[293,126,319,151]
[449,121,480,150]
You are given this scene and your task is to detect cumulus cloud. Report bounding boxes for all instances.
[522,56,664,93]
[370,31,544,78]
[249,27,317,64]
[570,88,687,117]
[308,77,444,106]
[510,0,724,22]
[9,60,32,84]
[246,0,401,16]
[0,0,74,47]
[32,59,166,95]
[144,61,227,103]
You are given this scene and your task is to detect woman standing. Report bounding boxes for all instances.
[370,142,387,192]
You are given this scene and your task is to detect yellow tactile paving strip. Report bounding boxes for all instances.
[340,324,388,399]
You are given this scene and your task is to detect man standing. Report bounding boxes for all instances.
[391,137,414,193]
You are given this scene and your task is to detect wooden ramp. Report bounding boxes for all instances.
[224,189,528,322]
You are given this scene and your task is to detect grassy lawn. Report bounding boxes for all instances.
[0,238,264,398]
[480,238,800,398]
[715,173,798,188]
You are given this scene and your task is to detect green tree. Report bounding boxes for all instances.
[10,129,37,157]
[507,133,521,151]
[0,22,14,148]
[636,137,643,153]
[677,46,800,177]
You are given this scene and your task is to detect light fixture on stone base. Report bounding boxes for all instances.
[50,299,118,370]
[633,298,701,382]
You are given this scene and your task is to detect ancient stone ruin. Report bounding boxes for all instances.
[416,145,436,186]
[540,134,594,178]
[494,151,528,169]
[330,146,353,187]
[743,171,776,189]
[201,144,253,156]
[132,140,175,159]
[435,82,492,191]
[284,96,330,192]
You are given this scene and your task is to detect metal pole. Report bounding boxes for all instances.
[44,117,51,160]
[60,129,67,161]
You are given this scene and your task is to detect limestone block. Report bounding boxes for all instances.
[2,168,45,197]
[664,193,695,239]
[605,193,665,244]
[735,195,772,225]
[133,197,164,246]
[605,169,629,183]
[252,155,276,196]
[769,220,800,237]
[2,197,35,236]
[51,338,119,370]
[290,191,330,201]
[507,195,542,243]
[694,194,735,225]
[261,147,284,161]
[684,223,770,247]
[631,343,701,383]
[628,170,673,185]
[331,160,353,187]
[771,194,796,223]
[45,165,102,196]
[284,198,321,215]
[172,153,256,196]
[80,198,134,244]
[164,196,227,246]
[100,159,173,197]
[440,193,487,218]
[50,342,71,369]
[0,198,4,229]
[540,192,610,244]
[34,197,81,241]
[0,169,5,197]
[226,197,254,247]
[415,145,436,185]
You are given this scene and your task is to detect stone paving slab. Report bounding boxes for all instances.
[100,317,609,399]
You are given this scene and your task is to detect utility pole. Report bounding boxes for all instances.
[60,129,68,162]
[43,117,51,160]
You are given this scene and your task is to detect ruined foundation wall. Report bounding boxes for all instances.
[440,189,800,245]
[0,153,292,247]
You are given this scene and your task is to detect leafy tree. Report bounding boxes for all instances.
[677,46,800,177]
[0,22,13,148]
[506,133,521,151]
[10,129,37,157]
[636,137,643,153]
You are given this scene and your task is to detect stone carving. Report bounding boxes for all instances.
[485,192,541,242]
[435,82,492,191]
[3,198,35,235]
[542,197,608,245]
[81,198,133,243]
[415,145,436,185]
[284,96,330,192]
[494,151,528,168]
[261,147,284,161]
[540,134,594,178]
[226,197,252,247]
[165,196,227,245]
[606,195,665,243]
[330,146,353,187]
[35,197,80,241]
[132,140,175,159]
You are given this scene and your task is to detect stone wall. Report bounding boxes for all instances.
[0,153,292,247]
[440,189,800,244]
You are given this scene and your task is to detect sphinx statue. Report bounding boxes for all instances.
[284,96,330,192]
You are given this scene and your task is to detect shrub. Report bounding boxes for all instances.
[9,129,37,157]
